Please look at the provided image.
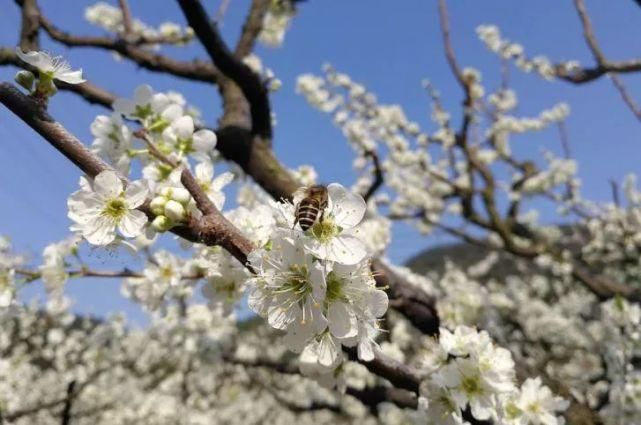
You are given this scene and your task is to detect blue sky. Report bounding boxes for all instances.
[1,0,640,323]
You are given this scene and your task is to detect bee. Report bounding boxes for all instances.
[293,185,329,231]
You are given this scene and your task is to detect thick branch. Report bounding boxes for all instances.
[177,0,272,139]
[0,83,110,177]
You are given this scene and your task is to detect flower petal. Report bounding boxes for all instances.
[317,333,341,367]
[134,84,153,104]
[57,69,85,84]
[328,301,357,338]
[368,289,389,318]
[325,234,367,265]
[118,210,147,238]
[124,181,148,208]
[172,116,194,140]
[15,48,49,69]
[192,129,217,152]
[83,216,116,245]
[328,183,366,229]
[93,170,123,198]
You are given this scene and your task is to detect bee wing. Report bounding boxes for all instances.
[292,186,308,205]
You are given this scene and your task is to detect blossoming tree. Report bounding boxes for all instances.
[0,0,640,424]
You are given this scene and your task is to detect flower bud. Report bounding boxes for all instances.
[150,196,167,216]
[164,200,186,222]
[14,70,35,92]
[151,215,173,232]
[170,187,191,205]
[160,187,172,198]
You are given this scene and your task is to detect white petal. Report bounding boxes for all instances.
[118,210,147,238]
[248,288,269,316]
[317,333,340,367]
[172,116,194,140]
[267,305,296,330]
[192,129,217,152]
[57,69,85,84]
[161,104,183,122]
[112,98,136,116]
[93,170,123,198]
[358,340,375,361]
[326,235,367,265]
[124,181,148,208]
[368,289,389,318]
[83,216,116,245]
[211,171,234,191]
[150,93,170,114]
[134,84,153,104]
[195,161,213,181]
[327,183,366,229]
[328,302,357,338]
[15,48,48,69]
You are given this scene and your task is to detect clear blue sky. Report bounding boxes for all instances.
[1,0,640,324]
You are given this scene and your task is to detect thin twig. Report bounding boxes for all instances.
[361,150,384,202]
[573,0,607,65]
[437,0,465,88]
[610,74,641,122]
[60,380,76,425]
[118,0,134,36]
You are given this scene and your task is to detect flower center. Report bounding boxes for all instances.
[176,137,194,155]
[160,266,174,280]
[134,104,153,120]
[325,271,345,303]
[461,374,483,396]
[505,402,522,419]
[276,264,310,298]
[309,217,340,243]
[212,279,236,301]
[0,270,11,290]
[103,198,127,220]
[526,402,541,414]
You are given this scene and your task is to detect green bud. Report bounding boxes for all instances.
[151,215,173,232]
[164,200,186,222]
[150,196,167,216]
[170,187,191,205]
[14,70,35,92]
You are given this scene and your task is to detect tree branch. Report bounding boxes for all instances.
[235,0,271,58]
[176,0,272,139]
[39,16,220,84]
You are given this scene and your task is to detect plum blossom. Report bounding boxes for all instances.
[162,115,217,159]
[248,235,327,349]
[280,183,368,265]
[68,170,148,245]
[502,377,569,425]
[15,48,85,84]
[194,161,233,209]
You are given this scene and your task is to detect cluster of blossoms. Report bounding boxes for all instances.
[296,60,585,247]
[476,25,580,81]
[416,326,568,424]
[0,237,25,310]
[65,83,232,248]
[581,174,641,284]
[258,0,296,47]
[247,183,388,383]
[85,2,194,45]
